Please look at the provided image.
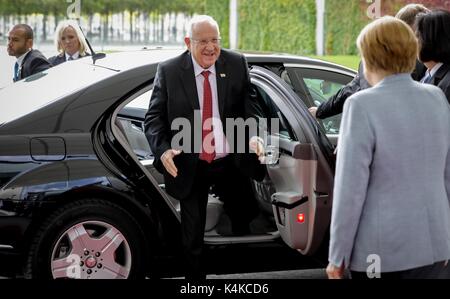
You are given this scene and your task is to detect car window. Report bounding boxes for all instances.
[302,78,343,135]
[252,84,297,141]
[287,68,353,135]
[116,90,153,160]
[124,91,152,110]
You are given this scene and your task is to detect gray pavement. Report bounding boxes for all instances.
[207,269,327,279]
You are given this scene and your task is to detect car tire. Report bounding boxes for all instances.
[24,198,148,279]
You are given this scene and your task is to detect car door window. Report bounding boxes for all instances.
[287,68,353,135]
[116,90,153,160]
[302,78,343,135]
[252,84,297,142]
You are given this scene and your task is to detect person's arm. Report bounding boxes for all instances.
[328,96,374,275]
[316,62,365,119]
[144,64,178,176]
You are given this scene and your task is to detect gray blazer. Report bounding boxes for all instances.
[329,74,450,273]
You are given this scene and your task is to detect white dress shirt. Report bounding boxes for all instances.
[421,62,444,83]
[65,51,80,61]
[16,50,31,75]
[192,56,230,159]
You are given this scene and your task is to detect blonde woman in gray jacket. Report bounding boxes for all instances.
[327,16,450,279]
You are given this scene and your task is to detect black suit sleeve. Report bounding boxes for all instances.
[144,64,172,172]
[29,56,52,76]
[316,62,365,119]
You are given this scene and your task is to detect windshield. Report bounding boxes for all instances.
[0,61,117,125]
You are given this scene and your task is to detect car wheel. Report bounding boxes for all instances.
[24,198,147,279]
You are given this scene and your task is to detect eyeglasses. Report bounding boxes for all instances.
[191,38,221,46]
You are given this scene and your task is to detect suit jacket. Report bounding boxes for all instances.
[144,50,264,200]
[431,63,450,105]
[48,52,90,66]
[329,74,450,272]
[316,60,426,119]
[18,49,52,81]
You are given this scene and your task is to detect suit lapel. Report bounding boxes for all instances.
[19,50,33,79]
[433,63,450,86]
[180,51,200,110]
[215,53,228,118]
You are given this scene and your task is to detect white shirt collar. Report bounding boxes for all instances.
[427,62,444,78]
[16,50,31,66]
[65,51,80,61]
[191,54,216,77]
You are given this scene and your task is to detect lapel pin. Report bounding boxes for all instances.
[220,73,227,78]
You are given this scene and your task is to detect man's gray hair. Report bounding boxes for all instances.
[187,15,220,38]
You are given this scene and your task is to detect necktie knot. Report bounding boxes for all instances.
[68,56,74,61]
[201,70,210,79]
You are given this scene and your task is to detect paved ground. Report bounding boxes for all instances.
[207,269,327,279]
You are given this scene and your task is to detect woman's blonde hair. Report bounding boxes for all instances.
[54,20,89,56]
[357,16,418,74]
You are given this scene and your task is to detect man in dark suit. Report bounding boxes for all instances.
[429,63,450,103]
[7,24,51,82]
[309,3,429,119]
[416,10,450,104]
[144,15,263,279]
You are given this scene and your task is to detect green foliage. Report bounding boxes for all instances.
[311,55,360,70]
[325,0,367,55]
[204,0,230,48]
[3,0,441,55]
[238,0,316,55]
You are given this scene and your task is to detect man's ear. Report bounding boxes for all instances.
[26,39,33,50]
[184,37,191,51]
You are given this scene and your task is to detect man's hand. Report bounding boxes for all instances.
[161,149,182,178]
[326,262,346,279]
[249,136,265,164]
[308,107,318,119]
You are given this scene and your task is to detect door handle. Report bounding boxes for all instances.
[264,145,280,165]
[314,190,329,197]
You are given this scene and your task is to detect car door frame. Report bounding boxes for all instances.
[250,66,335,255]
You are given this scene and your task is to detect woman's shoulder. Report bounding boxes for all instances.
[48,54,65,64]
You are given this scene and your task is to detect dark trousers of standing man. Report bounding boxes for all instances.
[180,155,259,280]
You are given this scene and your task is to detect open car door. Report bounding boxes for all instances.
[250,66,335,255]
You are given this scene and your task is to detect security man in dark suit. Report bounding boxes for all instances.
[144,15,263,279]
[416,9,450,104]
[309,3,429,119]
[48,20,90,66]
[7,24,51,82]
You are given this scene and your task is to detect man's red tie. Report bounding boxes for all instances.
[199,71,216,163]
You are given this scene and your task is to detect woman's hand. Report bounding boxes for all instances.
[326,262,346,279]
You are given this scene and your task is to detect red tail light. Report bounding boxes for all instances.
[297,213,305,223]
